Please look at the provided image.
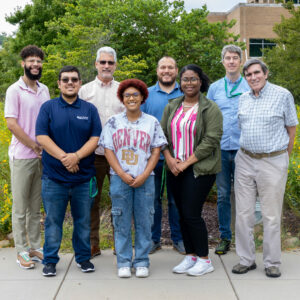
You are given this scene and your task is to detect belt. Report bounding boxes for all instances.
[240,148,287,159]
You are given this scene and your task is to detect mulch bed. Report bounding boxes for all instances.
[161,201,300,248]
[161,202,220,248]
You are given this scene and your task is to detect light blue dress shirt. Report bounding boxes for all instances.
[141,81,183,159]
[207,76,249,150]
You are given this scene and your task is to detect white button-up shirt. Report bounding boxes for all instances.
[79,76,125,155]
[238,81,298,153]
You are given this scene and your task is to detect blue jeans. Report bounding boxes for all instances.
[110,175,154,268]
[42,177,95,264]
[216,150,237,240]
[152,160,182,243]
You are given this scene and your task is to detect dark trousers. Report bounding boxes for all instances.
[90,155,110,246]
[167,167,216,257]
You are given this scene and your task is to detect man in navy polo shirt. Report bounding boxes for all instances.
[141,56,184,254]
[36,66,101,277]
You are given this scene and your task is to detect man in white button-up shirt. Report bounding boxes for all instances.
[79,47,124,257]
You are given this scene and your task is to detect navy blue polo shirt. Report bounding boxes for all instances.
[36,95,101,186]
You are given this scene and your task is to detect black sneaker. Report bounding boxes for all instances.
[215,239,231,255]
[42,263,56,277]
[77,260,95,273]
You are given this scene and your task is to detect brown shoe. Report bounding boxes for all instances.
[265,266,281,278]
[17,251,35,269]
[91,245,101,258]
[29,248,43,262]
[232,262,256,274]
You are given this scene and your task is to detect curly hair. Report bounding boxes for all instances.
[117,79,149,104]
[20,45,44,61]
[179,64,210,93]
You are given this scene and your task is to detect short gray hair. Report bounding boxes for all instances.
[242,58,268,75]
[221,44,242,61]
[96,46,117,62]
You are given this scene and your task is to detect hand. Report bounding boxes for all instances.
[130,174,147,188]
[120,172,135,185]
[176,161,189,173]
[166,156,182,176]
[61,153,79,169]
[32,143,43,159]
[66,165,79,173]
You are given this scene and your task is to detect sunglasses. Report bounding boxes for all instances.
[98,60,115,65]
[61,77,80,83]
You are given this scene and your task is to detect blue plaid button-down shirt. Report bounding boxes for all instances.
[238,81,298,153]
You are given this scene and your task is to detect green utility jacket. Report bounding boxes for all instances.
[161,93,223,177]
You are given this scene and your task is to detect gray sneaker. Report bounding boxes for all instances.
[232,262,257,274]
[149,242,161,254]
[265,266,281,278]
[173,241,185,255]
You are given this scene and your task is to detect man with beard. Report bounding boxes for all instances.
[79,47,124,258]
[5,45,50,269]
[141,56,184,254]
[36,66,101,276]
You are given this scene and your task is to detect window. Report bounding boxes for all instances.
[249,39,276,57]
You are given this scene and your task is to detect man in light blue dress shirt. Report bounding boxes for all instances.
[207,45,249,255]
[141,56,184,254]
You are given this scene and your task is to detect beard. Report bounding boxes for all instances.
[158,76,176,87]
[24,65,42,80]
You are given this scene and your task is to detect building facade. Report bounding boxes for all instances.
[207,0,297,60]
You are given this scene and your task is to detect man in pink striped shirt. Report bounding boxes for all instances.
[5,45,50,269]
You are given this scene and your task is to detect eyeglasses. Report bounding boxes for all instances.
[123,92,141,99]
[224,56,240,62]
[61,77,80,83]
[25,58,42,64]
[98,60,115,65]
[181,77,200,83]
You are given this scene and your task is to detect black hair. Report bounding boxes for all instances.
[58,66,81,80]
[179,64,210,93]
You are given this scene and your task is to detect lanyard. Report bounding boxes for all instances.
[224,77,243,98]
[89,176,98,198]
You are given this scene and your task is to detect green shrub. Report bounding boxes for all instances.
[285,105,300,216]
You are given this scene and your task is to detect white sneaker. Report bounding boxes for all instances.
[187,257,214,276]
[135,267,149,278]
[118,267,131,278]
[172,255,197,274]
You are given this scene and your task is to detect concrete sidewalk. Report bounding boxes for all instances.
[0,247,299,300]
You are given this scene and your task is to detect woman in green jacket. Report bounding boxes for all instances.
[161,64,223,276]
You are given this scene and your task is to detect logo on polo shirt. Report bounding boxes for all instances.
[77,116,89,120]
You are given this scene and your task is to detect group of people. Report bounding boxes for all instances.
[4,44,298,279]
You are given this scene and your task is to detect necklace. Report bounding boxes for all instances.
[183,102,196,108]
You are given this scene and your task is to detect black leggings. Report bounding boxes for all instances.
[167,167,216,257]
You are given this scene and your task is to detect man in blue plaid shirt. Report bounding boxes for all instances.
[232,58,298,278]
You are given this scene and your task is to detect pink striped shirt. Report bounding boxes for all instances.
[171,103,198,161]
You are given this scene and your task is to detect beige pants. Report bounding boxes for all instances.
[234,150,288,268]
[10,158,42,253]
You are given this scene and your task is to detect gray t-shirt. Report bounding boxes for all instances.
[99,111,167,177]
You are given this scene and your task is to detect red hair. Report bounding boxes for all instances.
[117,79,149,104]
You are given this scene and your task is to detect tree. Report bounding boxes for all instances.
[264,1,300,104]
[0,0,242,99]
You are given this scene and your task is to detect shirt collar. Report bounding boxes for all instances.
[18,76,41,91]
[58,94,81,108]
[225,75,242,85]
[250,81,269,98]
[95,76,113,87]
[154,81,180,94]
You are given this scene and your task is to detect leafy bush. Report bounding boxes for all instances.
[0,102,12,234]
[285,105,300,216]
